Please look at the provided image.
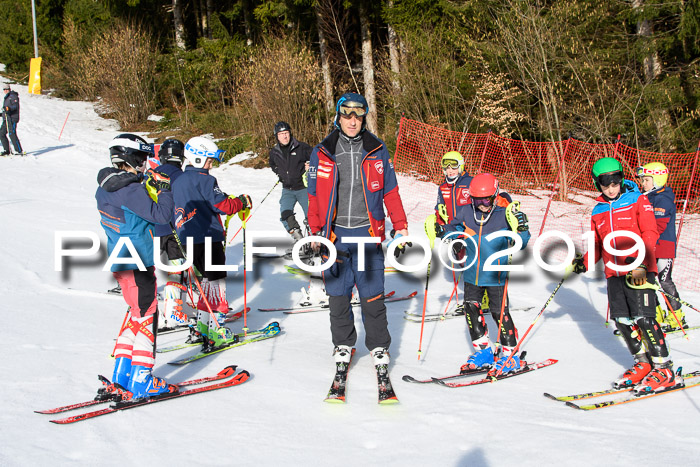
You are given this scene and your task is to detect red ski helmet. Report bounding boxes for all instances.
[470,173,499,198]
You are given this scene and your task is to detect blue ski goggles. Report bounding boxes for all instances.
[185,143,226,162]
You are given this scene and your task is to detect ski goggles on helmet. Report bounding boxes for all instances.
[185,142,226,162]
[339,103,368,118]
[441,159,461,170]
[472,195,496,209]
[635,166,667,178]
[597,172,623,187]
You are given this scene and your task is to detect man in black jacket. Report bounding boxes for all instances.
[269,121,312,240]
[1,84,23,156]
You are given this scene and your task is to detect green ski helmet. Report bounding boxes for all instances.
[591,157,624,191]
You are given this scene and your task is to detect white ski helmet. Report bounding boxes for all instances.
[184,136,224,168]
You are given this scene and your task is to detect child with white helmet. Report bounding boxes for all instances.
[171,136,252,349]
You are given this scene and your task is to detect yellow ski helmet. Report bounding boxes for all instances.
[635,162,669,189]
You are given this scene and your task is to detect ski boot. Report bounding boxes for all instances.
[96,357,132,401]
[634,363,679,395]
[127,365,178,400]
[612,361,651,389]
[334,345,354,365]
[489,347,521,375]
[461,346,495,372]
[662,310,687,332]
[203,324,239,351]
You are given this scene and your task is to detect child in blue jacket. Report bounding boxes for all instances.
[438,173,530,374]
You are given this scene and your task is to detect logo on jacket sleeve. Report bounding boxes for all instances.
[374,160,384,175]
[318,161,333,179]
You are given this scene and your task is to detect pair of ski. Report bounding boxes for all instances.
[324,349,398,404]
[544,369,700,410]
[259,290,418,313]
[36,365,250,424]
[157,321,281,365]
[402,355,558,388]
[403,306,535,323]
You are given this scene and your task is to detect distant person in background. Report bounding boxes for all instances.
[1,84,23,156]
[269,121,312,241]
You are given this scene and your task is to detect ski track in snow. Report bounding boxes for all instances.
[1,77,700,466]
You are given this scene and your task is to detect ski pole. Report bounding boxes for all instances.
[227,180,279,245]
[238,207,250,335]
[495,201,520,349]
[417,260,432,360]
[490,275,567,379]
[168,223,220,329]
[440,270,464,319]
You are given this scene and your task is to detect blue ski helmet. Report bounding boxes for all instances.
[334,92,369,133]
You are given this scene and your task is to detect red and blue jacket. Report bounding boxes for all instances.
[584,180,659,277]
[646,186,677,259]
[96,168,174,272]
[307,129,407,242]
[435,173,473,224]
[171,166,244,243]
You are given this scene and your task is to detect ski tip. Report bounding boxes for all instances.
[324,397,346,404]
[543,392,558,400]
[432,378,448,386]
[565,401,583,410]
[401,375,416,383]
[379,397,399,405]
[218,365,238,377]
[408,291,418,298]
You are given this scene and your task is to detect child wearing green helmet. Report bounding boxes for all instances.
[569,157,679,394]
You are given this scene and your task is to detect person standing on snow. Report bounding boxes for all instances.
[1,84,23,156]
[96,133,177,400]
[307,92,409,389]
[150,139,189,329]
[171,136,251,350]
[429,173,530,375]
[569,157,677,394]
[269,121,313,241]
[635,162,686,332]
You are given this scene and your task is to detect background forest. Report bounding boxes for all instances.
[1,0,699,162]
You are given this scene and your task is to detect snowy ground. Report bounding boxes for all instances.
[1,79,700,467]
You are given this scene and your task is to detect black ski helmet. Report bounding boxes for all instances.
[158,138,185,165]
[274,121,291,136]
[109,133,153,170]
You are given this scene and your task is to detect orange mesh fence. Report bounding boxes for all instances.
[394,117,700,291]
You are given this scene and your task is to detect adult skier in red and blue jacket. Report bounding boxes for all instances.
[307,92,408,376]
[96,133,177,400]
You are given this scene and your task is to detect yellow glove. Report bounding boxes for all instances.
[437,204,448,224]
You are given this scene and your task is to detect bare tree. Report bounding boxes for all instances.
[172,0,186,50]
[359,2,377,133]
[386,0,400,99]
[315,3,334,113]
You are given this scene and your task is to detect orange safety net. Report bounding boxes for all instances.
[394,117,700,291]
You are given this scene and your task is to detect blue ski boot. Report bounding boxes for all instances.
[491,353,521,375]
[127,365,177,400]
[461,347,494,372]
